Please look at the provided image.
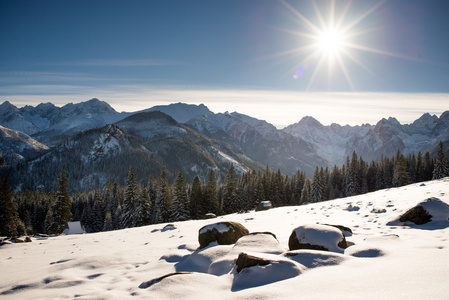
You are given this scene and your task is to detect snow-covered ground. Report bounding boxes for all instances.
[1,178,449,299]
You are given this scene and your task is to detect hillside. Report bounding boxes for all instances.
[1,178,448,299]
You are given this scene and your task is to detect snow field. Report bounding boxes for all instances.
[1,178,448,299]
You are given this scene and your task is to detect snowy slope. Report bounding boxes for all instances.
[1,178,448,299]
[0,125,49,164]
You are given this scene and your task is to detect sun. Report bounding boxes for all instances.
[278,0,404,90]
[317,28,345,58]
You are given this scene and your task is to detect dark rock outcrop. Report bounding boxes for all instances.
[198,221,249,249]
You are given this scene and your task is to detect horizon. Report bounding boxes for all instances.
[4,91,448,129]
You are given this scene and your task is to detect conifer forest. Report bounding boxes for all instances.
[1,142,448,237]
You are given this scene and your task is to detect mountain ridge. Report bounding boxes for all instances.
[0,98,447,191]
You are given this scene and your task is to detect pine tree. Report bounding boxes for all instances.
[121,166,140,228]
[204,169,219,214]
[48,166,72,234]
[156,168,172,223]
[171,170,190,221]
[310,167,324,203]
[433,142,449,179]
[190,176,204,219]
[300,178,311,205]
[393,151,410,187]
[134,186,151,227]
[0,175,18,237]
[222,165,240,214]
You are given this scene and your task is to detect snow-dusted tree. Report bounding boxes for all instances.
[121,166,140,228]
[310,167,324,203]
[393,152,410,187]
[102,211,114,231]
[156,168,172,223]
[222,164,240,214]
[433,142,449,179]
[0,175,18,237]
[205,169,219,214]
[48,166,72,234]
[133,186,151,227]
[171,170,190,221]
[300,178,311,205]
[189,176,204,219]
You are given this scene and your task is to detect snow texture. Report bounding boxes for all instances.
[1,178,449,299]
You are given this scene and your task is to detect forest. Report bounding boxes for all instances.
[1,142,448,237]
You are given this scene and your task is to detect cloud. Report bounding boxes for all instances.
[42,59,179,67]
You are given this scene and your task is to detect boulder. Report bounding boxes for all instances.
[25,236,32,242]
[198,221,249,249]
[322,224,352,236]
[139,272,192,289]
[289,224,348,253]
[204,213,217,219]
[398,197,449,225]
[236,252,270,273]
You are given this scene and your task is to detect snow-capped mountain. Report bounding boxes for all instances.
[0,99,129,144]
[143,102,214,123]
[284,112,449,165]
[186,112,326,176]
[0,98,447,191]
[0,125,49,164]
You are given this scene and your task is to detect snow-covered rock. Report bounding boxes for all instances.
[288,224,348,253]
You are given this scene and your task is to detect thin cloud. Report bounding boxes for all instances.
[43,58,179,67]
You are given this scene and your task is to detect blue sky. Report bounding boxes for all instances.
[0,0,448,127]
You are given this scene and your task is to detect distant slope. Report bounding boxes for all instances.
[0,125,49,164]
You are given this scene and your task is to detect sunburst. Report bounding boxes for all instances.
[280,0,422,91]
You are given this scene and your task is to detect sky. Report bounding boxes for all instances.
[0,0,448,127]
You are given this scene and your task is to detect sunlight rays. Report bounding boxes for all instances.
[278,0,419,91]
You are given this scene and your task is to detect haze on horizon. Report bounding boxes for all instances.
[1,0,448,128]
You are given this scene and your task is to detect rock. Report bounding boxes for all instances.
[204,213,217,219]
[289,224,348,253]
[162,224,177,232]
[322,224,352,236]
[398,197,449,225]
[256,201,273,211]
[198,221,249,249]
[25,236,32,242]
[399,206,431,225]
[13,237,24,243]
[139,272,192,289]
[236,252,270,273]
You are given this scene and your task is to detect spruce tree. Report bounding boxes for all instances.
[121,166,140,228]
[393,152,410,187]
[134,186,151,227]
[310,167,324,203]
[48,166,72,234]
[0,175,18,237]
[433,142,449,179]
[156,168,172,223]
[171,170,190,221]
[190,176,204,219]
[222,165,239,214]
[300,178,311,205]
[204,169,219,214]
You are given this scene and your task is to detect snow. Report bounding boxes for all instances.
[199,223,232,234]
[291,224,346,253]
[1,178,449,299]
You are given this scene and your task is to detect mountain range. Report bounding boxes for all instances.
[0,98,447,191]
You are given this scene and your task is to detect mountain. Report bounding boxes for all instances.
[185,112,326,176]
[0,125,49,164]
[143,102,214,123]
[0,101,41,134]
[283,112,449,165]
[0,98,447,191]
[0,99,129,145]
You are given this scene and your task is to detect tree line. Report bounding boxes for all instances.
[1,142,448,237]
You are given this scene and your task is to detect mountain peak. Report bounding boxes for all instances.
[145,102,213,123]
[0,101,19,114]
